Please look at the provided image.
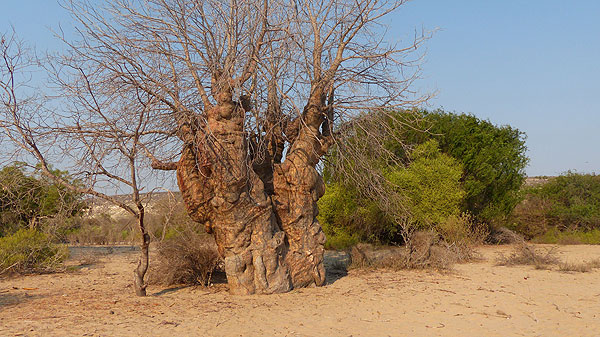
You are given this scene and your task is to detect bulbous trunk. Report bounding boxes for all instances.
[176,90,328,294]
[272,148,327,288]
[177,99,292,295]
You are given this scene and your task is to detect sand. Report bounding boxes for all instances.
[1,244,599,336]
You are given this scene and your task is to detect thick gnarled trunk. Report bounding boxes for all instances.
[177,89,329,294]
[177,96,292,295]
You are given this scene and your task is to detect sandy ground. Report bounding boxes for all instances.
[1,245,600,337]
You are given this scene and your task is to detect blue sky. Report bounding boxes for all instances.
[2,0,599,176]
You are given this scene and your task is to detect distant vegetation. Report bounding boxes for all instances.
[0,163,85,238]
[509,172,600,244]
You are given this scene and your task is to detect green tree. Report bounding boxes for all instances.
[381,110,528,223]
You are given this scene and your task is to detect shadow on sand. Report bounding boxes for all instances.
[324,250,351,285]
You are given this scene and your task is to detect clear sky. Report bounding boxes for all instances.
[1,0,599,177]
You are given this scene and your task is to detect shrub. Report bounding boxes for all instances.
[532,228,600,245]
[508,194,551,239]
[386,140,465,232]
[376,110,528,224]
[0,228,68,275]
[150,228,222,286]
[349,230,477,271]
[317,183,394,247]
[496,243,559,268]
[537,172,600,231]
[425,112,528,223]
[322,109,528,250]
[319,139,465,247]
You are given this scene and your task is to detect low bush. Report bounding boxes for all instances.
[557,260,600,273]
[350,224,484,271]
[496,243,559,269]
[0,228,68,275]
[150,228,222,286]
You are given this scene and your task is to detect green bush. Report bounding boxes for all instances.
[386,140,465,230]
[319,140,465,246]
[378,110,528,223]
[0,228,68,275]
[318,183,394,247]
[532,228,600,245]
[538,172,600,230]
[425,112,528,223]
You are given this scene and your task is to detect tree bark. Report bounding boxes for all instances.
[176,86,330,293]
[134,219,150,296]
[177,93,291,295]
[271,92,329,288]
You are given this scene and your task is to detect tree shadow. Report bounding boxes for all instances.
[0,292,42,308]
[152,285,192,296]
[324,251,351,285]
[151,270,228,296]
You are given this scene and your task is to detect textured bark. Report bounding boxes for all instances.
[134,230,150,296]
[272,159,326,287]
[176,86,332,293]
[177,93,291,295]
[271,92,329,288]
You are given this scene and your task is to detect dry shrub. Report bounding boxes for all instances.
[350,230,478,271]
[558,259,600,273]
[150,230,223,286]
[508,195,551,239]
[496,243,559,268]
[487,227,523,244]
[437,214,487,262]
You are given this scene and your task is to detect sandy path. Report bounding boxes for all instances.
[1,245,599,336]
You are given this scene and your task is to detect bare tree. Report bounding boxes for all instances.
[2,0,428,295]
[0,31,170,296]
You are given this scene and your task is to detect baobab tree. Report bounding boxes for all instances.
[1,0,428,295]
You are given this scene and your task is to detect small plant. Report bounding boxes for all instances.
[496,243,559,268]
[150,228,222,286]
[0,228,68,275]
[557,259,600,273]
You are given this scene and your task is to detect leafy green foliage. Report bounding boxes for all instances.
[537,172,600,230]
[386,140,465,230]
[317,183,393,248]
[385,110,528,223]
[426,112,528,222]
[0,228,69,275]
[0,163,84,237]
[533,228,600,245]
[319,140,465,246]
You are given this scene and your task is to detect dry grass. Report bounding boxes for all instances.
[558,259,600,273]
[496,243,560,268]
[149,230,223,286]
[496,243,600,273]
